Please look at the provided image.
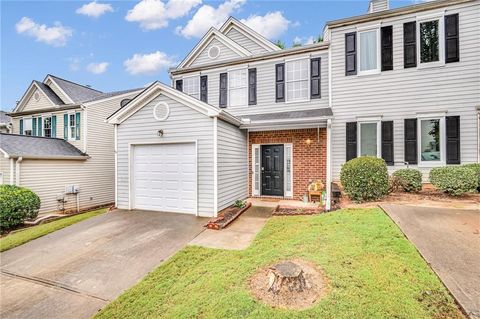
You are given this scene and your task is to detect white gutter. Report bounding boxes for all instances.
[213,117,218,217]
[326,119,332,211]
[114,124,118,208]
[15,157,23,186]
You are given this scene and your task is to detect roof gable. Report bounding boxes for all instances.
[12,81,62,113]
[219,17,281,53]
[176,28,252,69]
[107,81,241,126]
[45,75,104,103]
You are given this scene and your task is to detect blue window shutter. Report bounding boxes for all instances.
[32,118,37,136]
[38,116,42,136]
[19,119,24,135]
[75,112,81,140]
[63,114,68,140]
[52,115,57,138]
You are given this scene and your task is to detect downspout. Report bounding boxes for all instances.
[326,119,332,211]
[15,157,23,186]
[9,157,14,184]
[114,124,118,208]
[213,117,218,217]
[81,105,87,153]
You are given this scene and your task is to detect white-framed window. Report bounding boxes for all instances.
[228,68,247,107]
[183,76,200,99]
[23,118,33,136]
[43,116,52,138]
[417,15,445,67]
[286,58,309,102]
[418,116,445,166]
[69,113,76,140]
[358,28,380,75]
[358,121,381,157]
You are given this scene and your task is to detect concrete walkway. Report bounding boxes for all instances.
[190,205,274,250]
[1,210,206,319]
[381,204,480,319]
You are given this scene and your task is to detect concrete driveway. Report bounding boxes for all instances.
[1,210,206,319]
[381,204,480,319]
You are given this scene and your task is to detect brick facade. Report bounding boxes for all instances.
[248,128,327,200]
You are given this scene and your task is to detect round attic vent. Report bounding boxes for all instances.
[208,45,220,59]
[120,98,131,108]
[34,92,40,102]
[153,102,170,121]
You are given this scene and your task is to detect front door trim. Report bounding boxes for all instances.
[251,143,293,198]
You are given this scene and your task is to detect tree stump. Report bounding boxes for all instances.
[267,261,309,294]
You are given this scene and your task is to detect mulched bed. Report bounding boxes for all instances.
[273,205,324,216]
[205,202,252,230]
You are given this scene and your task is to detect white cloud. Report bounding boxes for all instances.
[293,35,316,46]
[15,17,73,47]
[126,0,201,31]
[176,0,245,38]
[68,57,83,71]
[76,1,113,18]
[124,51,176,75]
[240,12,290,40]
[87,62,109,74]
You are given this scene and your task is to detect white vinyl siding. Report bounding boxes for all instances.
[21,88,55,112]
[225,27,268,54]
[116,93,215,217]
[217,119,248,211]
[190,38,243,68]
[173,51,329,116]
[330,2,480,181]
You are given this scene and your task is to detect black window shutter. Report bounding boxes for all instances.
[446,116,461,164]
[404,118,418,165]
[345,32,357,76]
[275,63,285,102]
[403,22,417,68]
[310,58,321,99]
[381,121,394,166]
[200,75,208,103]
[445,14,460,63]
[381,26,393,71]
[219,73,228,108]
[248,68,257,105]
[346,122,357,161]
[175,79,183,91]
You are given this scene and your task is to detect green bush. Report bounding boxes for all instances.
[429,166,477,196]
[0,185,41,231]
[463,163,480,191]
[392,169,423,193]
[340,156,389,202]
[233,200,246,209]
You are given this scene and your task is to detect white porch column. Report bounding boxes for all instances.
[326,119,332,211]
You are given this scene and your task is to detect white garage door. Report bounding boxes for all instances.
[132,143,196,214]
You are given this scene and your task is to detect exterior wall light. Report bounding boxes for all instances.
[157,129,164,137]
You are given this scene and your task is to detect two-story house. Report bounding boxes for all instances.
[107,0,478,218]
[0,75,142,213]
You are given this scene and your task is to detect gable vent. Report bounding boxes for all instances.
[368,0,389,13]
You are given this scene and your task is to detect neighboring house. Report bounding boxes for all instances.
[0,111,12,133]
[0,74,142,213]
[108,0,479,218]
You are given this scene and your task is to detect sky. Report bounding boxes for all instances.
[1,0,415,111]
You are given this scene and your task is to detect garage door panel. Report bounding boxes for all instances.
[132,143,196,214]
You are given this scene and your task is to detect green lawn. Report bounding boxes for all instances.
[0,208,106,252]
[96,208,463,319]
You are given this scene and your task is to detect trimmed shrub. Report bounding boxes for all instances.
[429,166,477,196]
[392,169,423,193]
[340,156,389,202]
[0,185,41,231]
[463,163,480,191]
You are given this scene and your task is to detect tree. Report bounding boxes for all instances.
[275,40,285,49]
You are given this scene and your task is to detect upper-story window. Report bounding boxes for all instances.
[358,28,380,74]
[418,18,443,65]
[24,118,33,136]
[43,117,52,138]
[285,59,309,102]
[69,113,76,140]
[183,76,200,99]
[228,68,247,106]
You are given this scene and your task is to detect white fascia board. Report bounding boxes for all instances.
[177,28,252,69]
[44,75,75,104]
[83,90,143,107]
[13,82,57,113]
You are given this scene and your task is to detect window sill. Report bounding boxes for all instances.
[418,161,445,168]
[285,99,311,104]
[417,61,445,70]
[357,69,381,77]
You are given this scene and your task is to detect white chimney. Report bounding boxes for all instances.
[368,0,389,13]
